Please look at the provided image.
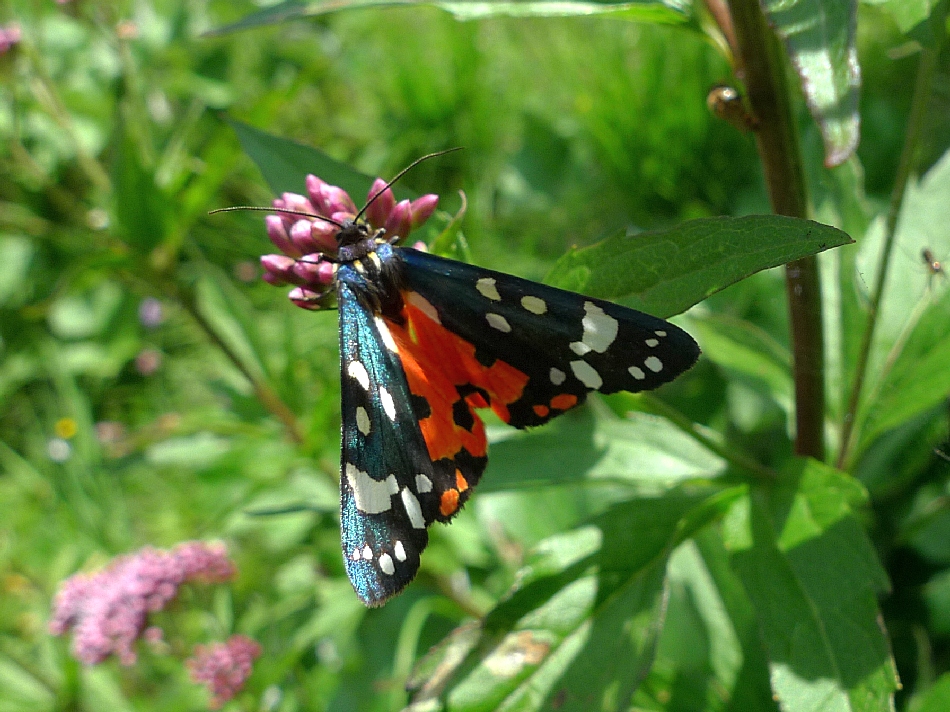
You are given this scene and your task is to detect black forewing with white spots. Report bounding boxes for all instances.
[396,248,700,428]
[337,275,443,606]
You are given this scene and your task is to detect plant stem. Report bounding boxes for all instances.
[836,35,943,468]
[726,0,824,460]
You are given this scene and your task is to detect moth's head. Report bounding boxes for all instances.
[260,175,439,310]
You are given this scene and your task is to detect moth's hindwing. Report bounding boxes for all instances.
[394,247,700,429]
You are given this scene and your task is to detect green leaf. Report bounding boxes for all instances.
[0,236,34,307]
[230,119,461,215]
[545,215,852,318]
[761,0,861,167]
[408,493,731,711]
[208,0,693,36]
[722,459,898,712]
[111,130,168,252]
[690,313,793,403]
[861,0,941,34]
[854,148,950,451]
[230,119,381,203]
[908,673,950,712]
[482,406,726,492]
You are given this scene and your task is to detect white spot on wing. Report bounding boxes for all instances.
[408,292,441,324]
[655,330,667,337]
[629,366,646,380]
[380,386,397,421]
[521,295,547,314]
[645,356,664,373]
[487,313,511,333]
[346,463,398,514]
[476,277,501,301]
[579,302,618,353]
[401,488,426,529]
[379,553,395,576]
[570,360,603,390]
[394,540,407,562]
[415,474,433,493]
[347,361,370,390]
[375,316,399,353]
[362,545,373,560]
[549,368,566,385]
[356,406,371,435]
[645,338,659,347]
[570,341,591,356]
[351,547,361,561]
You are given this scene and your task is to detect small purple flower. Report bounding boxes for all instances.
[139,298,164,328]
[261,173,439,310]
[135,348,162,375]
[0,23,21,54]
[49,542,236,666]
[187,635,262,709]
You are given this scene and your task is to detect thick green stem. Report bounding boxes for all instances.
[836,34,943,468]
[726,0,824,460]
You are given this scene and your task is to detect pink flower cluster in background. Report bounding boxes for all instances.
[188,635,262,709]
[49,541,235,665]
[260,176,438,310]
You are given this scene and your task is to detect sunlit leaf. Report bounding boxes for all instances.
[545,215,852,318]
[761,0,861,167]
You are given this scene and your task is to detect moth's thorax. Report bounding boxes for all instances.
[335,240,405,318]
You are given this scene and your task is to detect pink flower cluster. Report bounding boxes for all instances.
[187,635,262,709]
[49,541,236,665]
[260,176,438,310]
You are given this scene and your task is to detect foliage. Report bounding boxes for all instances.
[1,0,950,711]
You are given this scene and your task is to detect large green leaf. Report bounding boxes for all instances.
[208,0,693,36]
[861,0,941,34]
[761,0,861,167]
[722,459,898,712]
[854,148,950,452]
[407,491,738,711]
[545,215,851,318]
[481,406,726,493]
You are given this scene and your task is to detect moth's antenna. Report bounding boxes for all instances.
[356,147,463,222]
[209,205,345,228]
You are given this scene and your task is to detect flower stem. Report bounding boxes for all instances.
[726,0,823,460]
[836,28,944,468]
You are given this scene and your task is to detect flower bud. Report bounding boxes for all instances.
[292,255,335,287]
[265,215,299,256]
[311,220,340,252]
[318,185,357,217]
[288,287,329,310]
[290,219,320,254]
[365,178,396,229]
[260,254,299,285]
[410,194,439,228]
[385,200,412,240]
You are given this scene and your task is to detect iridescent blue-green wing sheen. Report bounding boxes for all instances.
[337,273,440,607]
[394,247,700,429]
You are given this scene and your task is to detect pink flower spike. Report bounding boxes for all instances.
[411,241,428,252]
[385,200,412,240]
[188,635,261,710]
[265,215,300,257]
[290,219,320,254]
[410,194,439,228]
[365,178,396,229]
[260,254,300,285]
